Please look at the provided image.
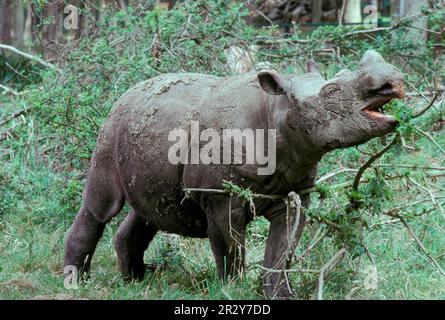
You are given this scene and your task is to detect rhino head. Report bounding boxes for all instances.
[257,50,404,151]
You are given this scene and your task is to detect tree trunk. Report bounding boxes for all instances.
[390,0,400,17]
[313,0,322,23]
[42,0,64,44]
[343,0,362,24]
[40,0,65,58]
[398,0,430,42]
[0,0,24,48]
[12,1,25,48]
[24,3,33,45]
[0,0,14,44]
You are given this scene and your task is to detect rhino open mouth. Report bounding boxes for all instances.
[361,81,404,125]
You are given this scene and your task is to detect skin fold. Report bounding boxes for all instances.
[64,50,404,298]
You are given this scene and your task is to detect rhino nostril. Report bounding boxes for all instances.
[374,81,404,99]
[377,83,393,94]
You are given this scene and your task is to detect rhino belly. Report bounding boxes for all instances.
[115,128,207,237]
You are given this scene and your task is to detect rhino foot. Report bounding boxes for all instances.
[114,210,158,281]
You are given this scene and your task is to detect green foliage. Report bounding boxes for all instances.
[0,165,21,216]
[222,180,254,204]
[11,1,263,170]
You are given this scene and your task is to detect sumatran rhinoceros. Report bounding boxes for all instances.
[64,50,404,298]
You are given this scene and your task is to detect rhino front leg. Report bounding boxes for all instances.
[263,201,306,299]
[204,195,246,280]
[114,210,157,281]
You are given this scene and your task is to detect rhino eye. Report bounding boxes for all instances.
[322,84,341,99]
[327,88,340,98]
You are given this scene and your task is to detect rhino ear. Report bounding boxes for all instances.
[257,70,288,95]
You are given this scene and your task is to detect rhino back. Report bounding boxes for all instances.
[93,73,266,225]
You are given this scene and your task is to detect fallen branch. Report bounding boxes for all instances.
[0,43,62,73]
[0,83,19,95]
[0,108,30,127]
[312,248,347,300]
[405,79,431,103]
[0,122,23,141]
[344,13,422,38]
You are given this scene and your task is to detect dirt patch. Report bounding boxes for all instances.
[0,279,37,293]
[31,293,89,300]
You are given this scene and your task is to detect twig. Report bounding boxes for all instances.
[316,168,358,185]
[406,25,443,36]
[405,79,431,103]
[407,177,445,222]
[183,187,283,200]
[258,265,319,274]
[0,108,30,127]
[416,128,445,156]
[392,196,445,212]
[244,2,274,26]
[400,136,416,151]
[345,26,394,36]
[300,226,329,259]
[352,134,399,190]
[375,164,445,171]
[413,93,440,118]
[362,244,376,266]
[385,210,445,277]
[183,178,375,205]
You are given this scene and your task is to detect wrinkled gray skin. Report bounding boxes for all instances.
[64,50,404,298]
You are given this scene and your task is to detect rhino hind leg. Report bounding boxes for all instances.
[64,149,125,280]
[114,210,157,281]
